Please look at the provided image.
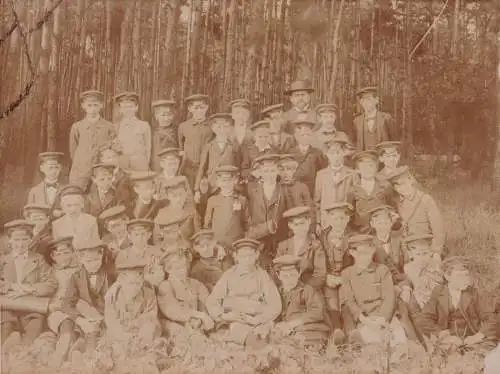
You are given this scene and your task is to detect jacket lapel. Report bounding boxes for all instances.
[3,255,17,282]
[19,254,39,282]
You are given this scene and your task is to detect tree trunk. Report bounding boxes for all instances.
[493,31,500,188]
[164,0,180,97]
[46,0,60,151]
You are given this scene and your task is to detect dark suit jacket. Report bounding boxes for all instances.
[353,111,396,151]
[85,185,120,217]
[289,146,328,195]
[126,198,166,220]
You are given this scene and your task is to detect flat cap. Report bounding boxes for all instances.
[261,104,284,116]
[315,104,338,113]
[375,141,402,155]
[115,252,148,271]
[355,86,378,97]
[75,238,104,251]
[114,92,139,103]
[161,175,188,189]
[128,170,158,183]
[348,234,375,247]
[250,120,271,131]
[290,120,317,131]
[323,201,354,214]
[285,80,314,95]
[190,229,215,242]
[4,219,35,234]
[39,152,64,163]
[92,163,115,172]
[352,150,379,163]
[48,236,74,249]
[229,99,251,109]
[80,90,104,101]
[215,165,239,174]
[157,147,183,158]
[59,185,84,197]
[324,132,350,148]
[232,238,262,252]
[387,166,412,183]
[151,99,176,109]
[23,203,51,215]
[208,113,234,125]
[252,153,280,168]
[184,94,209,104]
[282,206,311,220]
[367,204,396,217]
[154,213,185,227]
[404,234,433,243]
[126,219,154,230]
[162,247,192,267]
[279,154,299,163]
[273,254,301,270]
[98,205,127,221]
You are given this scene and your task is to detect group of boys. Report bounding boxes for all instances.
[1,81,499,367]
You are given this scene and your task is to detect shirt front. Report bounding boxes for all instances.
[13,252,29,283]
[178,119,213,165]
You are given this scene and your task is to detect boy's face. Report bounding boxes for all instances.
[26,212,49,229]
[234,247,258,269]
[370,211,393,234]
[253,127,270,145]
[350,244,375,267]
[133,181,155,201]
[231,107,250,124]
[128,227,152,247]
[79,248,103,274]
[216,174,237,194]
[193,236,215,258]
[106,216,127,237]
[40,160,62,181]
[100,149,119,166]
[319,111,336,127]
[167,185,187,206]
[279,267,300,291]
[159,155,180,175]
[211,119,232,138]
[326,144,345,167]
[51,243,74,268]
[81,98,103,116]
[256,162,279,184]
[446,268,472,291]
[278,160,298,183]
[393,177,416,198]
[9,231,32,253]
[294,125,312,145]
[92,169,113,191]
[61,195,84,215]
[268,110,283,120]
[380,149,400,169]
[159,224,180,243]
[164,256,189,279]
[290,91,310,110]
[119,101,138,118]
[357,158,378,179]
[288,215,311,235]
[359,93,378,113]
[326,210,349,235]
[120,270,144,296]
[189,101,208,121]
[154,107,174,126]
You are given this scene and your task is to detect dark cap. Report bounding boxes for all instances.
[39,152,64,164]
[190,229,215,242]
[387,166,413,183]
[184,94,209,104]
[279,154,299,164]
[404,234,433,244]
[261,104,284,116]
[161,175,188,190]
[23,203,51,216]
[367,204,396,218]
[75,238,104,251]
[273,254,301,271]
[126,219,154,231]
[250,120,271,131]
[232,238,262,253]
[48,236,74,249]
[92,163,115,173]
[324,201,354,215]
[157,147,183,159]
[114,92,139,103]
[128,170,158,183]
[151,99,176,109]
[252,153,280,169]
[282,206,311,220]
[355,86,378,97]
[348,234,375,248]
[215,165,239,175]
[208,113,234,126]
[352,150,379,164]
[285,80,314,95]
[80,90,104,102]
[375,141,402,155]
[291,120,317,131]
[59,185,84,198]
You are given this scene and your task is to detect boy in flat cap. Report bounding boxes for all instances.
[418,256,497,352]
[195,113,241,206]
[151,100,178,171]
[340,234,407,346]
[313,104,348,151]
[69,90,116,191]
[348,150,395,233]
[262,103,296,154]
[279,154,314,214]
[283,80,317,134]
[113,92,152,171]
[85,163,121,218]
[206,238,282,347]
[190,230,233,292]
[375,141,402,180]
[240,120,274,182]
[388,166,445,258]
[204,165,248,248]
[126,171,165,220]
[100,205,131,261]
[318,202,355,344]
[0,220,57,348]
[154,214,191,266]
[314,134,355,231]
[52,186,100,247]
[23,203,52,254]
[288,120,328,195]
[246,154,288,269]
[28,152,64,216]
[104,254,161,350]
[353,86,397,151]
[155,147,191,200]
[271,255,330,349]
[230,98,254,148]
[178,94,214,190]
[155,176,201,241]
[98,143,134,204]
[157,248,214,337]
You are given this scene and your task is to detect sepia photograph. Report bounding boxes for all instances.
[0,0,500,373]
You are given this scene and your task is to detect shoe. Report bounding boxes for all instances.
[332,329,346,345]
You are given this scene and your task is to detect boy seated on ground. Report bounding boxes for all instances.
[1,220,58,350]
[157,248,214,337]
[340,234,407,347]
[189,230,233,292]
[206,238,282,348]
[270,255,330,350]
[418,256,497,353]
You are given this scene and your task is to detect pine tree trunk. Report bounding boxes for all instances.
[46,0,60,151]
[493,31,500,188]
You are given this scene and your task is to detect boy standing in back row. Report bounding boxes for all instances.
[151,100,178,171]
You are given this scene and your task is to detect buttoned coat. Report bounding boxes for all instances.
[85,185,120,218]
[27,181,62,209]
[115,118,152,171]
[288,145,328,195]
[353,111,395,151]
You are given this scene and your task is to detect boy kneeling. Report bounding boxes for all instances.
[271,255,330,350]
